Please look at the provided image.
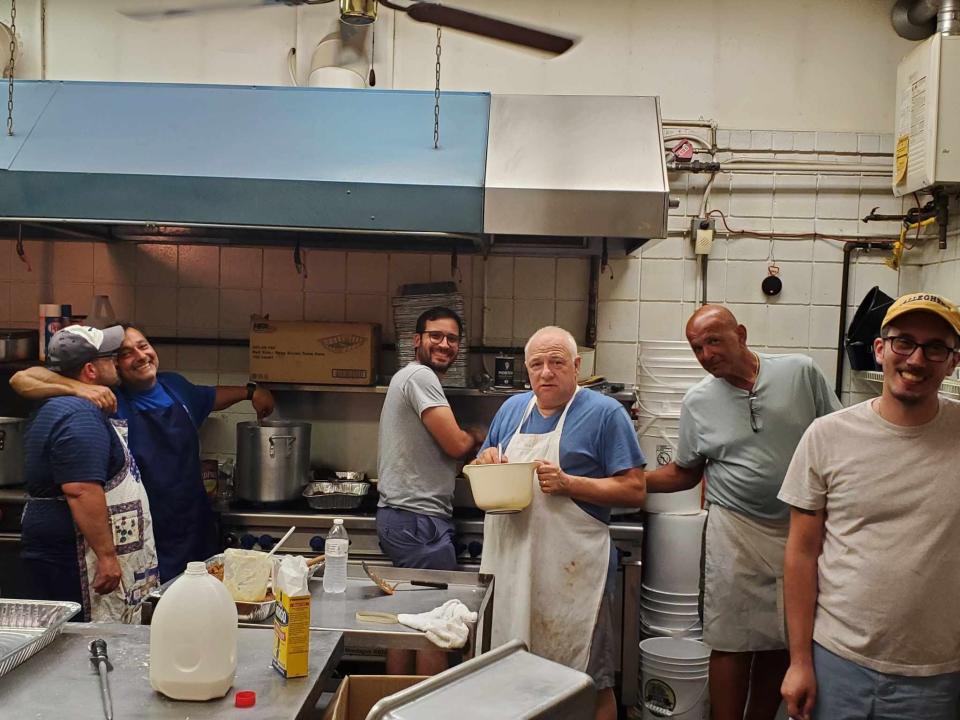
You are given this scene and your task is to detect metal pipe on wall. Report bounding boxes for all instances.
[892,0,960,38]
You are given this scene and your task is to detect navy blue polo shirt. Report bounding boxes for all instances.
[21,397,125,562]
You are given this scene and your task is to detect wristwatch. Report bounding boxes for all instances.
[246,382,257,401]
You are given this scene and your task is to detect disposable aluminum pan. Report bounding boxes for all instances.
[303,481,370,511]
[0,599,81,678]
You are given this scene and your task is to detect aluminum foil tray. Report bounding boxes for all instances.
[303,481,369,510]
[0,599,80,678]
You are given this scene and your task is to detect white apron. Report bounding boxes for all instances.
[78,421,160,623]
[480,388,610,671]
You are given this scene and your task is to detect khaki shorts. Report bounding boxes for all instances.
[701,504,788,652]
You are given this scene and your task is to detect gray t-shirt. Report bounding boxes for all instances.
[377,362,457,518]
[779,399,960,676]
[676,353,840,520]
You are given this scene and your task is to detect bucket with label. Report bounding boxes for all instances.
[638,427,702,515]
[639,637,710,720]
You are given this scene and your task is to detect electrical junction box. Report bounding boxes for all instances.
[692,217,715,255]
[893,33,960,196]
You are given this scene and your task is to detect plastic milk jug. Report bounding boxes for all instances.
[150,561,239,700]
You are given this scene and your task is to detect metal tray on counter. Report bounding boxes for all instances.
[303,480,370,511]
[0,599,80,678]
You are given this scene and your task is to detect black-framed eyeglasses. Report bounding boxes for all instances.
[884,335,958,362]
[748,391,762,433]
[421,330,462,346]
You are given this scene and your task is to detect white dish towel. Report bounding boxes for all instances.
[397,599,478,649]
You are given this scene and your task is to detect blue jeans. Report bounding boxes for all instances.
[813,642,960,720]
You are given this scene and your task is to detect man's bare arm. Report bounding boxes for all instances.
[10,367,117,413]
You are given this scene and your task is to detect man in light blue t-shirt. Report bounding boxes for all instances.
[646,305,840,720]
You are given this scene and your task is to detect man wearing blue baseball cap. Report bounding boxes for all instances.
[780,292,960,720]
[21,325,159,622]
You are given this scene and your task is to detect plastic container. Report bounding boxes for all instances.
[323,518,349,594]
[150,561,238,700]
[461,461,536,513]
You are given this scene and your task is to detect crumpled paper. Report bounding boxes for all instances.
[397,599,478,649]
[275,555,310,597]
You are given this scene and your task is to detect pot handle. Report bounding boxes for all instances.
[268,435,296,458]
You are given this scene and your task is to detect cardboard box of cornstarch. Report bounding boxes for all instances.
[272,588,311,678]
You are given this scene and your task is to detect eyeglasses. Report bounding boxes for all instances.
[421,330,462,346]
[884,335,958,362]
[748,391,762,433]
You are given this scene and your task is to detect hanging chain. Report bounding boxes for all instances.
[6,0,16,136]
[433,27,442,150]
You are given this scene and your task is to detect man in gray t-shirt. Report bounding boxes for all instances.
[645,305,839,720]
[376,306,484,675]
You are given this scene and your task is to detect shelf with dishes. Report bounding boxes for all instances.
[852,370,960,399]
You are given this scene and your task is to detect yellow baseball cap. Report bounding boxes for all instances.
[881,292,960,336]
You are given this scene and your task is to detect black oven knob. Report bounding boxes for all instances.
[310,536,325,552]
[240,534,258,550]
[468,541,482,558]
[258,534,277,550]
[455,543,467,556]
[223,533,238,548]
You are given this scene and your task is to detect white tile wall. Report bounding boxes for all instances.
[608,126,903,401]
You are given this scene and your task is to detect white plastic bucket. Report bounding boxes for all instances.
[642,584,699,601]
[643,659,708,677]
[641,637,711,663]
[640,669,708,719]
[643,511,706,594]
[641,621,703,641]
[641,595,699,613]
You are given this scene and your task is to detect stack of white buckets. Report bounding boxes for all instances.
[635,340,710,720]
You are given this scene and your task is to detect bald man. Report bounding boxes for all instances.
[645,305,840,720]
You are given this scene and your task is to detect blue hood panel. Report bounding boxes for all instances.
[0,81,489,234]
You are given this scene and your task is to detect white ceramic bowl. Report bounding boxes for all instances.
[462,461,536,513]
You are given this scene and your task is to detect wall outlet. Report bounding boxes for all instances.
[692,218,715,255]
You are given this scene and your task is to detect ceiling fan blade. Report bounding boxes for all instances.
[120,0,284,21]
[403,3,576,56]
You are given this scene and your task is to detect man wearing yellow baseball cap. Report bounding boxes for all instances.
[778,291,960,720]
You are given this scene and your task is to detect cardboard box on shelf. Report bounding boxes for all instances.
[249,320,380,386]
[322,675,426,720]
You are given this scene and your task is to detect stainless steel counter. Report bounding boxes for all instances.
[0,623,344,720]
[244,565,493,659]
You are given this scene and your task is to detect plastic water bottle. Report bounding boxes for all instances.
[150,561,238,700]
[323,518,349,594]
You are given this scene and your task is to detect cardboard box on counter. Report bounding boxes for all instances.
[322,675,426,720]
[249,320,380,385]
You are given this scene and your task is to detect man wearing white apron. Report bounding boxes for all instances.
[473,326,646,720]
[21,326,159,622]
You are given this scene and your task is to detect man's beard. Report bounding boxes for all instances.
[417,344,454,373]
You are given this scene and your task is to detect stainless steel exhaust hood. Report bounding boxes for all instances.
[0,81,668,254]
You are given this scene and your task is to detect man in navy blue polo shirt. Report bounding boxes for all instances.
[22,326,159,622]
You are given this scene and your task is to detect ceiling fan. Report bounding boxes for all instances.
[121,0,576,56]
